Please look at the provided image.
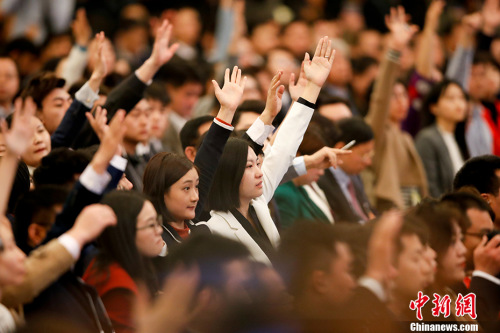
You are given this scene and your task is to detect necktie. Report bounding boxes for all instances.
[347,180,368,221]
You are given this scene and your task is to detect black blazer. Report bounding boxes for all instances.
[72,73,148,149]
[51,99,90,149]
[317,170,375,224]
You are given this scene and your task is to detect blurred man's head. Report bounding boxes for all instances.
[233,100,265,131]
[21,72,70,134]
[333,117,374,175]
[180,115,214,162]
[318,95,352,123]
[123,99,152,153]
[145,81,171,140]
[454,155,500,228]
[441,192,495,270]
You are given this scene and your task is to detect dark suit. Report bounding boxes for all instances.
[72,74,148,149]
[51,99,90,149]
[317,169,375,224]
[415,124,456,198]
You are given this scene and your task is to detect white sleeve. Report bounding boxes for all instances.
[246,117,275,145]
[260,101,314,203]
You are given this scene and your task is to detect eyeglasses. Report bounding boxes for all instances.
[136,215,163,231]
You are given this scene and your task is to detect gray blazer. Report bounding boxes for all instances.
[415,124,455,198]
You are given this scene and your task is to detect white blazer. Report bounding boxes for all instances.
[207,100,315,265]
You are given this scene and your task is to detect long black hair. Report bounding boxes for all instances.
[93,190,159,296]
[208,138,251,212]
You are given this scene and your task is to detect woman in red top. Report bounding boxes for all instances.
[83,191,164,333]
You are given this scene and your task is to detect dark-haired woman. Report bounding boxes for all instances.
[143,66,246,249]
[415,79,469,198]
[83,191,163,333]
[206,37,337,265]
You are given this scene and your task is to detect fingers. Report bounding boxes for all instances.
[22,97,36,118]
[239,75,247,89]
[231,65,238,82]
[276,85,285,98]
[486,234,500,249]
[313,37,323,58]
[269,71,283,91]
[328,49,336,65]
[289,72,296,87]
[211,79,221,94]
[331,148,352,155]
[224,68,230,83]
[325,38,332,59]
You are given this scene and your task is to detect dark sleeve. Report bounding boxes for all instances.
[43,181,102,244]
[104,164,125,193]
[193,122,232,218]
[103,74,148,118]
[71,74,149,149]
[469,276,500,329]
[477,32,493,52]
[51,100,90,149]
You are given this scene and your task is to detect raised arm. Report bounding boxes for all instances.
[261,37,335,202]
[0,98,36,216]
[194,67,246,218]
[415,0,445,80]
[51,32,109,148]
[366,6,418,152]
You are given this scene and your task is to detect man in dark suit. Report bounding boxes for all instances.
[317,117,376,224]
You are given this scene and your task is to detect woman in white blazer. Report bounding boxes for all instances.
[206,37,338,265]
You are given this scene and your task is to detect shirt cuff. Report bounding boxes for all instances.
[79,165,112,195]
[75,82,100,109]
[58,234,82,260]
[472,270,500,285]
[246,117,275,145]
[214,118,234,131]
[292,156,307,176]
[110,155,127,172]
[134,71,153,86]
[358,276,386,302]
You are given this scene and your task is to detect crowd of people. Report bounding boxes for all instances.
[1,0,500,332]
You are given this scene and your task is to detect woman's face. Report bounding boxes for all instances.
[163,168,199,223]
[431,84,467,124]
[0,220,26,287]
[389,83,409,123]
[437,222,467,287]
[239,147,263,202]
[135,201,164,257]
[21,116,51,168]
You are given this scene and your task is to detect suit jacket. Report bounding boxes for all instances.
[468,275,500,332]
[207,100,315,265]
[72,73,148,149]
[317,170,374,224]
[274,181,330,228]
[415,124,455,198]
[365,52,428,209]
[2,239,75,308]
[51,99,90,149]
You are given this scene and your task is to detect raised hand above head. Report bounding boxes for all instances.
[71,8,92,48]
[424,0,445,33]
[482,0,500,36]
[260,71,285,125]
[289,61,307,102]
[0,97,37,156]
[385,6,419,51]
[85,106,108,142]
[303,36,336,88]
[89,32,109,84]
[212,66,247,124]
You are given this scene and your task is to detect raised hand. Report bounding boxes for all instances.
[85,106,108,142]
[0,97,37,156]
[289,61,308,102]
[149,20,179,68]
[303,146,352,170]
[424,0,445,33]
[365,210,402,290]
[303,36,336,88]
[71,8,92,47]
[67,204,117,248]
[482,0,500,36]
[385,6,418,51]
[212,66,247,123]
[260,71,285,125]
[90,109,126,174]
[136,266,200,333]
[90,32,109,80]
